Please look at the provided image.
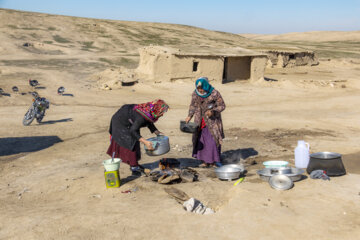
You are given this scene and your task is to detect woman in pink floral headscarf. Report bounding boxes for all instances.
[107,99,169,175]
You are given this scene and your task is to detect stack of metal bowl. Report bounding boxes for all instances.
[257,161,304,190]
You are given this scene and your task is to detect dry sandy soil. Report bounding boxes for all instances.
[1,9,360,240]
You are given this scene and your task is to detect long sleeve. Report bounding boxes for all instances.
[212,91,226,113]
[147,122,158,133]
[188,91,198,118]
[109,119,113,135]
[129,117,145,140]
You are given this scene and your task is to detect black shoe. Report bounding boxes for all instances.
[131,166,145,176]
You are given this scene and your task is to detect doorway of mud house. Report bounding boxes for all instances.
[222,57,251,83]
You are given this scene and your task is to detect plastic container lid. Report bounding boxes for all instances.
[263,160,289,168]
[269,175,293,190]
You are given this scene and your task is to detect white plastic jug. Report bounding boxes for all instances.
[294,140,310,168]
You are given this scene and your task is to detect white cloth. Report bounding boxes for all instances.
[183,198,214,215]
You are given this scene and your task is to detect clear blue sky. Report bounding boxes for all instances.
[0,0,359,34]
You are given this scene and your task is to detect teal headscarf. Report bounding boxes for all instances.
[195,77,214,98]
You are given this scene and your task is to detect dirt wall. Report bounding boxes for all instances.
[137,48,172,81]
[267,51,319,68]
[250,56,268,82]
[170,56,223,82]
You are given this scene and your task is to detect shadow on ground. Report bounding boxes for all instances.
[0,136,63,156]
[221,148,258,164]
[120,175,141,185]
[264,77,278,82]
[39,118,73,125]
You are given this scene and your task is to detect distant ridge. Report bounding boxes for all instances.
[239,31,360,42]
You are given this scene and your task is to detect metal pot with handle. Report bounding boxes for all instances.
[145,135,170,156]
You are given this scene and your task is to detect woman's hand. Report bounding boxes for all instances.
[205,110,213,118]
[140,137,154,150]
[144,140,154,150]
[185,116,191,123]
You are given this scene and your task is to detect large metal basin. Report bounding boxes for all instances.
[145,135,170,156]
[215,164,245,181]
[257,167,304,182]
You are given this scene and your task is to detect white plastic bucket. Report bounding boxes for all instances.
[103,158,121,171]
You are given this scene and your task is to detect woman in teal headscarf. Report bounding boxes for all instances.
[185,77,226,167]
[195,77,214,98]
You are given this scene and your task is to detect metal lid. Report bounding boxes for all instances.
[269,175,293,190]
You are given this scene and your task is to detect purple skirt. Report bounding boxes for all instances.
[192,127,221,164]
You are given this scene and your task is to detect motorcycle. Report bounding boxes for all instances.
[23,92,50,126]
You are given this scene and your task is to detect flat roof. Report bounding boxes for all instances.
[141,46,267,57]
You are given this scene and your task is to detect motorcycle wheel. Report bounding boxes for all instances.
[23,108,35,126]
[36,115,44,123]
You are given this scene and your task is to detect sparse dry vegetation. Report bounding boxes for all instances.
[53,34,71,43]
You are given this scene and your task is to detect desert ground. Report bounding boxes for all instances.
[1,9,360,240]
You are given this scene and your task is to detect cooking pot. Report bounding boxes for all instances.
[307,152,346,176]
[145,135,170,156]
[180,121,199,133]
[215,164,245,181]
